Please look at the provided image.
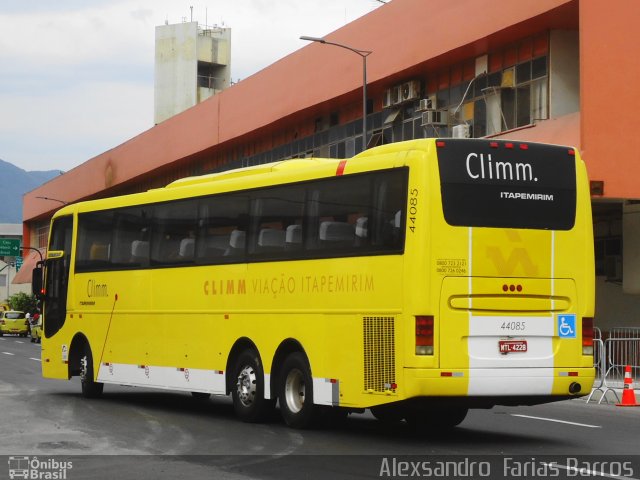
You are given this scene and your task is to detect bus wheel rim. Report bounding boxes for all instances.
[236,365,257,407]
[284,368,305,414]
[80,355,88,382]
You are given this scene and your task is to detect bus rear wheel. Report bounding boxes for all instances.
[80,346,104,398]
[371,404,404,424]
[278,352,317,429]
[231,350,274,423]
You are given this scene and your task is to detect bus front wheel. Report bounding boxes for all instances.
[278,352,316,429]
[80,347,104,398]
[231,350,274,423]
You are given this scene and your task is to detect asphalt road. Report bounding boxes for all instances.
[1,334,639,480]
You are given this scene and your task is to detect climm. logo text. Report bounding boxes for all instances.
[466,153,537,182]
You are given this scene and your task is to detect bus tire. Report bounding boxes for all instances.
[371,404,404,424]
[231,350,274,423]
[278,352,316,429]
[80,346,104,398]
[404,407,468,430]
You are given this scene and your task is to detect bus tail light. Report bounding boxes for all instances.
[582,317,594,356]
[416,315,434,355]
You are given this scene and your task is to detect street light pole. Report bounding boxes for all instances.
[36,196,68,206]
[300,36,372,151]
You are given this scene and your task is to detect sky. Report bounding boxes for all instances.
[0,0,381,173]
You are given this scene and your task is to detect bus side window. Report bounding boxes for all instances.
[112,206,151,268]
[355,217,368,246]
[319,221,355,246]
[89,243,109,261]
[285,224,302,250]
[394,210,402,230]
[198,193,249,264]
[131,240,149,263]
[151,199,198,265]
[257,228,286,252]
[312,173,371,252]
[372,170,407,249]
[225,230,246,256]
[110,240,131,265]
[178,238,195,260]
[199,233,230,260]
[76,210,114,271]
[249,184,305,258]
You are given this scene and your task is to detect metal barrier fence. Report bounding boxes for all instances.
[586,327,640,404]
[585,327,605,401]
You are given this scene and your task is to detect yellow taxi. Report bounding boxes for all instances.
[0,311,29,337]
[29,314,42,343]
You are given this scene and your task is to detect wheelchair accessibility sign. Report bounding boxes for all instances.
[558,314,577,338]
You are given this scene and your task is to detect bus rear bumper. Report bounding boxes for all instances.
[403,367,595,403]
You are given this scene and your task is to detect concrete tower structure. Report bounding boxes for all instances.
[154,21,231,124]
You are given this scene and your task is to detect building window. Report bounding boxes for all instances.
[593,204,623,282]
[31,221,50,249]
[425,33,550,138]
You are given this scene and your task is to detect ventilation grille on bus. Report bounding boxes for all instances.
[363,316,396,393]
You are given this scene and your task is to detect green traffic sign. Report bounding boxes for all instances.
[15,256,23,270]
[0,238,20,256]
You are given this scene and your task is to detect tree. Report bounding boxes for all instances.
[8,292,37,313]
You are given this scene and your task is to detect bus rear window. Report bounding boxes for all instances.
[437,139,576,230]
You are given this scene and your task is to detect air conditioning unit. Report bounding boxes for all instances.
[382,88,393,108]
[421,110,447,126]
[391,85,401,105]
[401,80,420,102]
[418,95,438,111]
[452,124,470,138]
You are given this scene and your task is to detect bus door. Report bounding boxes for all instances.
[44,215,74,338]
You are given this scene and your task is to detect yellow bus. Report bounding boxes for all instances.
[33,138,595,429]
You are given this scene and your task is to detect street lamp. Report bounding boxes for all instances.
[36,196,68,206]
[300,36,372,151]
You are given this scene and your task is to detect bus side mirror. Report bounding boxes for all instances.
[32,265,43,299]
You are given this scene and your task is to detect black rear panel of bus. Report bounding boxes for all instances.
[437,139,576,230]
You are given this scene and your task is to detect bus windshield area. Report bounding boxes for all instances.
[437,139,577,230]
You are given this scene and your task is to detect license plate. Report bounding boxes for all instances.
[499,340,527,354]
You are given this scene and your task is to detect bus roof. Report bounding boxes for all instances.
[165,158,339,189]
[48,139,442,218]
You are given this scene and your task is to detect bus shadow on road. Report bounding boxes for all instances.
[46,385,570,450]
